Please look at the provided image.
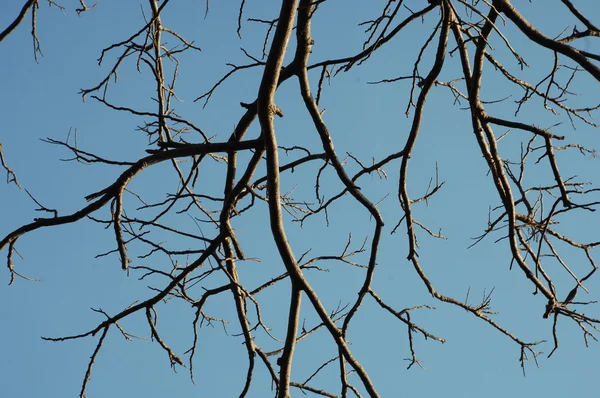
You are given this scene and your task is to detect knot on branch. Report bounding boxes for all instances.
[240,101,256,110]
[269,104,284,118]
[543,299,558,319]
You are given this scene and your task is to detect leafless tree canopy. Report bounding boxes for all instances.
[2,0,600,397]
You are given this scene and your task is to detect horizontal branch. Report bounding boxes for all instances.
[0,139,262,253]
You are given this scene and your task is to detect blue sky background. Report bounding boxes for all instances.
[1,1,599,397]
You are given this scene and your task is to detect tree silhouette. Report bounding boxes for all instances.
[1,1,600,397]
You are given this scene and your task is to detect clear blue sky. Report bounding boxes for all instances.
[1,1,599,397]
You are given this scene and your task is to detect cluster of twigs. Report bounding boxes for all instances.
[1,0,600,397]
